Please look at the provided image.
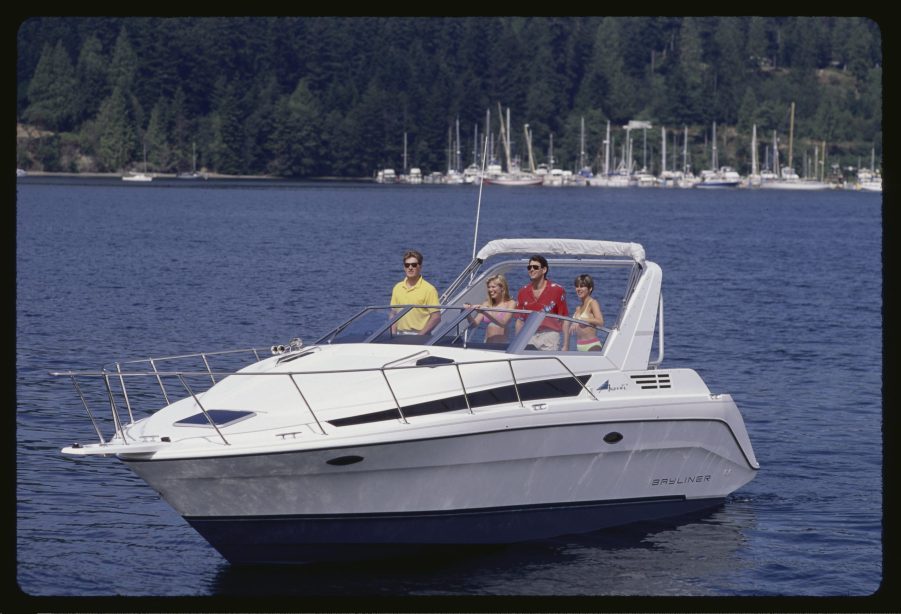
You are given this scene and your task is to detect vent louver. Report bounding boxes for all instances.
[629,372,671,389]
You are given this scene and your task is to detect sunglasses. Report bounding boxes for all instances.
[527,264,543,271]
[404,262,421,269]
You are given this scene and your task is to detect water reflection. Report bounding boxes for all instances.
[210,500,757,597]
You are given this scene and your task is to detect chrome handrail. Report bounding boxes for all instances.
[52,354,598,447]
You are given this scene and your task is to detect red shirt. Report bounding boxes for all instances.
[516,280,569,331]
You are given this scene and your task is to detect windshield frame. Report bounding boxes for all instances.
[315,304,611,354]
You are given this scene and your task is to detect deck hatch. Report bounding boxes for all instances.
[174,409,255,427]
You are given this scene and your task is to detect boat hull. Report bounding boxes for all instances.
[186,495,725,564]
[125,404,757,564]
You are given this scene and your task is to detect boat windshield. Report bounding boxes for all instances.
[315,305,610,354]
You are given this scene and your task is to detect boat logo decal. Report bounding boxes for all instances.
[650,474,711,487]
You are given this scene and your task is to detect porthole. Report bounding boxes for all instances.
[326,455,364,466]
[603,431,623,444]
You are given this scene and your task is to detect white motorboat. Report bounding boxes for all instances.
[484,173,544,187]
[121,171,153,183]
[695,167,742,188]
[54,238,759,565]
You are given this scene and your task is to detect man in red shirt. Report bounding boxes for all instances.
[514,254,568,350]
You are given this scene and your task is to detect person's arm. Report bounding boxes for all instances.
[421,310,441,334]
[419,284,441,334]
[464,303,485,326]
[389,286,399,333]
[586,298,604,327]
[513,292,525,333]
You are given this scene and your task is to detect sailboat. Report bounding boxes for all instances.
[695,122,741,188]
[856,149,882,192]
[759,104,830,191]
[122,141,153,182]
[676,125,699,188]
[483,105,542,186]
[177,142,207,180]
[588,121,631,187]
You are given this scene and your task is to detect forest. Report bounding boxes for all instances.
[16,16,883,178]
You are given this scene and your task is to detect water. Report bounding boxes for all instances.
[15,177,884,600]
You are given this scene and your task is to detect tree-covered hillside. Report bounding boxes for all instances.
[16,16,883,177]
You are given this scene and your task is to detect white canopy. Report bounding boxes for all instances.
[475,238,645,265]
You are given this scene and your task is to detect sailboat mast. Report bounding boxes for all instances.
[788,101,795,172]
[455,117,462,173]
[661,126,666,174]
[524,124,536,173]
[580,116,586,170]
[751,124,758,177]
[604,121,611,176]
[773,130,780,178]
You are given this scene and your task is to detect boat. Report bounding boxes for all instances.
[758,167,831,190]
[695,167,742,188]
[402,168,423,184]
[122,171,153,183]
[177,143,207,180]
[483,174,544,187]
[375,169,397,183]
[123,141,153,182]
[695,123,741,188]
[856,168,882,192]
[54,237,759,565]
[856,150,882,192]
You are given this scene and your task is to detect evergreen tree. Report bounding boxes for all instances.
[208,76,243,174]
[746,16,772,68]
[24,41,78,131]
[592,18,637,122]
[108,26,138,92]
[170,87,191,172]
[145,97,173,172]
[96,86,137,171]
[711,17,747,124]
[73,34,109,124]
[267,78,323,177]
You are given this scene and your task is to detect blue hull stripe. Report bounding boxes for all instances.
[185,496,725,565]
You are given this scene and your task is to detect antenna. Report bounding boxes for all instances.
[471,134,490,260]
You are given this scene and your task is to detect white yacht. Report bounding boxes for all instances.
[55,238,759,564]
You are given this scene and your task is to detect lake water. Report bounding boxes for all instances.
[15,177,885,603]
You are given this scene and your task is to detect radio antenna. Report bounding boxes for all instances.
[471,134,490,260]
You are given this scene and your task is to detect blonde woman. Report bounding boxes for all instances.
[564,274,604,351]
[464,274,516,343]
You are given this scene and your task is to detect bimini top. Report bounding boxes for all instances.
[475,238,646,265]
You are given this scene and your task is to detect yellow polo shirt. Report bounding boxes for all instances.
[390,276,439,332]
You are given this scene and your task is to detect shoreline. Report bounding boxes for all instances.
[18,170,374,182]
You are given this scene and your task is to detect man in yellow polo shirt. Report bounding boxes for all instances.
[390,249,441,335]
